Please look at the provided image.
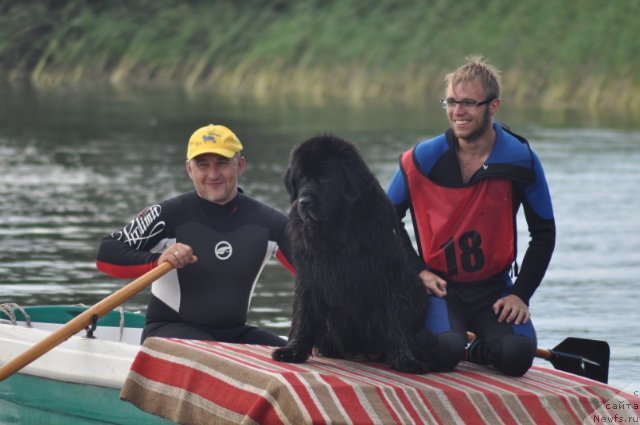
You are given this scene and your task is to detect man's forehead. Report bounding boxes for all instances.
[447,79,484,96]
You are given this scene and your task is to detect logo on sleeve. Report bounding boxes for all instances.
[214,241,233,260]
[114,205,164,250]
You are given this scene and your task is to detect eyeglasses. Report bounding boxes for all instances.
[440,97,495,110]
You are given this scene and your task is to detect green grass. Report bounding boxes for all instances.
[1,0,638,113]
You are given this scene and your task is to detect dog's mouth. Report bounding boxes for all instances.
[297,202,321,222]
[299,209,320,222]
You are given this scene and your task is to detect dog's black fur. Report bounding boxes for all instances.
[272,135,433,374]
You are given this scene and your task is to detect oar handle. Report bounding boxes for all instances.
[0,261,174,382]
[534,347,553,360]
[466,331,552,360]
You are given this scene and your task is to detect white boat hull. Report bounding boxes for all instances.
[0,323,141,388]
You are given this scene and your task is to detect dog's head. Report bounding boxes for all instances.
[283,135,373,223]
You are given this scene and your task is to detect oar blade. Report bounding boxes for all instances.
[548,337,610,383]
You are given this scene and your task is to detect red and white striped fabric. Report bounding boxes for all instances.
[120,338,638,425]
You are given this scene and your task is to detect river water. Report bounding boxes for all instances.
[0,86,638,390]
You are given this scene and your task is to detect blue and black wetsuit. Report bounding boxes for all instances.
[387,123,555,376]
[96,190,294,345]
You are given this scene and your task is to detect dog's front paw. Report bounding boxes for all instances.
[272,345,311,363]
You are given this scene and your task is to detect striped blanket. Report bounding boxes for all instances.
[121,338,638,425]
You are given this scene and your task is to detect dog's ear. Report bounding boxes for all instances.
[341,167,362,204]
[283,166,298,203]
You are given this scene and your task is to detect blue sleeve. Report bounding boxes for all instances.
[512,151,556,304]
[386,161,427,273]
[521,152,554,220]
[387,136,447,213]
[387,167,409,207]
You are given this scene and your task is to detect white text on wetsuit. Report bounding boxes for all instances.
[113,205,165,250]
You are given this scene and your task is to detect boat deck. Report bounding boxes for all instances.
[122,337,639,425]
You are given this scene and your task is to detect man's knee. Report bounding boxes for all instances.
[432,331,467,371]
[496,335,536,377]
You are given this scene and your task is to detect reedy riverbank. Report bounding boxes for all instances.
[1,0,638,114]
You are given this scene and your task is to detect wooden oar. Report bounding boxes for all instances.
[467,332,610,383]
[0,261,174,382]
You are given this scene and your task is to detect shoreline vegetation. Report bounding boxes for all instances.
[1,1,638,115]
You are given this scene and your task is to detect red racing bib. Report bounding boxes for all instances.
[402,149,515,282]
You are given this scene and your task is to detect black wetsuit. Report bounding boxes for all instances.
[96,190,294,345]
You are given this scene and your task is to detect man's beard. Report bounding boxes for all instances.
[454,108,492,142]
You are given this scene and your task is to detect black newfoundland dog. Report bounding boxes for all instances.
[272,135,433,374]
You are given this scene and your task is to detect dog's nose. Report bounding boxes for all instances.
[298,195,312,208]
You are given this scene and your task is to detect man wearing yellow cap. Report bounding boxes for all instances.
[96,124,294,345]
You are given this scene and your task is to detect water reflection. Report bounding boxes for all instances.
[0,86,638,388]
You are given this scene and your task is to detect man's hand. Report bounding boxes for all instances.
[159,243,198,269]
[493,294,530,325]
[419,269,447,297]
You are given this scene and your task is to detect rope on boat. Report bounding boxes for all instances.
[0,303,32,327]
[0,303,127,341]
[116,306,125,342]
[74,303,126,341]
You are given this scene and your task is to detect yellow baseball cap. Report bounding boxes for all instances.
[186,124,243,160]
